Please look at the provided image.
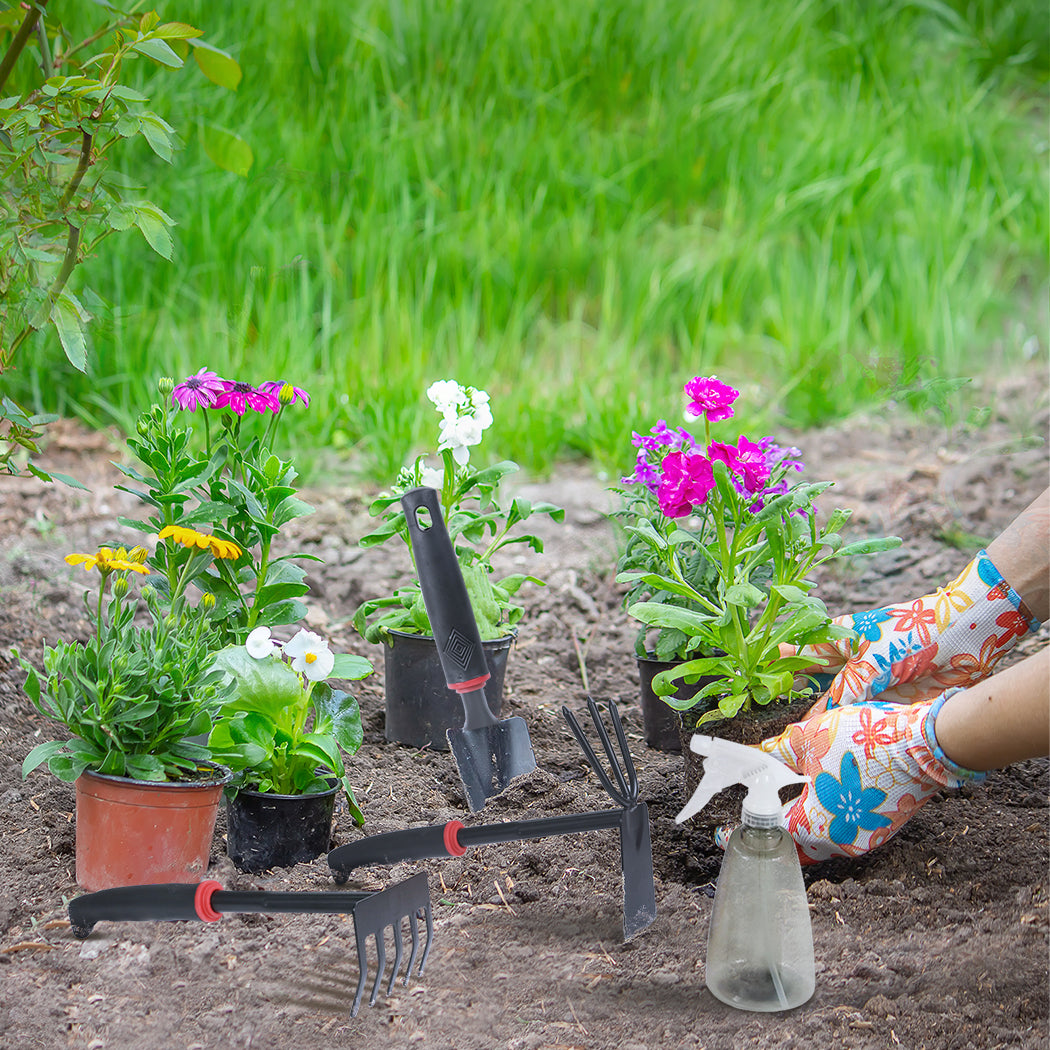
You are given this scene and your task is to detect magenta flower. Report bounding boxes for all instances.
[214,380,281,416]
[621,450,662,492]
[171,368,226,412]
[658,451,715,518]
[259,381,310,408]
[684,376,739,422]
[709,436,771,495]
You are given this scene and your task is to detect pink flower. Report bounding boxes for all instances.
[259,381,310,407]
[657,451,715,518]
[214,381,281,416]
[684,376,739,422]
[171,369,226,412]
[708,436,771,494]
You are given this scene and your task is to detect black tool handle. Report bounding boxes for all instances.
[69,882,212,937]
[401,486,490,692]
[328,810,623,876]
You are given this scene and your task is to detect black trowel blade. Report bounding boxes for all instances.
[447,717,537,811]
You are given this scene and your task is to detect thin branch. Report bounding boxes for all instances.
[59,128,93,209]
[0,1,50,95]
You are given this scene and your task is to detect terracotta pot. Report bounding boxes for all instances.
[636,655,712,752]
[225,778,339,873]
[383,629,515,750]
[678,696,814,829]
[74,762,231,892]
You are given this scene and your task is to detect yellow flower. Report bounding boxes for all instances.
[65,548,151,575]
[158,525,242,560]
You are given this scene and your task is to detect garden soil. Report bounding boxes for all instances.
[0,367,1047,1050]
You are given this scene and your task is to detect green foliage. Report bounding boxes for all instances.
[0,2,246,481]
[16,563,234,782]
[115,376,315,647]
[206,640,370,820]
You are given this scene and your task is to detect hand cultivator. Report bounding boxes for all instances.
[68,873,433,1016]
[329,696,657,940]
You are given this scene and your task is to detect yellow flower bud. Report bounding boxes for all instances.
[112,576,130,599]
[201,592,216,610]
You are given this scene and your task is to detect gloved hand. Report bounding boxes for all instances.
[798,549,1040,715]
[721,691,986,865]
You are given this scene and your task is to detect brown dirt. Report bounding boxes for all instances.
[0,368,1047,1050]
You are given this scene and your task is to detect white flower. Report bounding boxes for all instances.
[283,629,335,681]
[426,379,466,416]
[419,465,444,489]
[245,626,277,660]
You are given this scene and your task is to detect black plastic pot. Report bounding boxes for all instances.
[225,780,339,873]
[636,655,710,752]
[383,629,514,750]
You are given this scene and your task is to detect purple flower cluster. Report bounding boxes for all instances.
[171,370,309,416]
[621,376,806,519]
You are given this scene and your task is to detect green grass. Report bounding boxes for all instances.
[4,0,1048,481]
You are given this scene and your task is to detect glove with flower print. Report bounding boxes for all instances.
[798,550,1040,716]
[720,690,986,865]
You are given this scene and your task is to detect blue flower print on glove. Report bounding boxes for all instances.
[814,752,892,846]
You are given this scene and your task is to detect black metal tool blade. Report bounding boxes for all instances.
[619,803,657,939]
[402,486,537,808]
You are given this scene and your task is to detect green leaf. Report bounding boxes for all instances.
[22,740,67,778]
[131,202,176,259]
[255,599,309,627]
[724,582,766,608]
[50,290,90,371]
[155,22,205,40]
[627,601,714,634]
[316,688,364,754]
[201,124,253,176]
[771,584,808,603]
[329,654,373,681]
[213,646,302,717]
[138,112,177,163]
[132,38,183,68]
[190,40,243,90]
[834,537,903,557]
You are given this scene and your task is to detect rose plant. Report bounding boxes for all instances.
[205,626,371,823]
[616,376,902,727]
[353,379,564,643]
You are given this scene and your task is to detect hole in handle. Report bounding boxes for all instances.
[412,506,433,531]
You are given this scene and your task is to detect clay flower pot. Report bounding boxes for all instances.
[382,629,514,750]
[74,762,231,892]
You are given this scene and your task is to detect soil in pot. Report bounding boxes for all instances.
[225,779,339,873]
[383,629,514,750]
[74,761,231,892]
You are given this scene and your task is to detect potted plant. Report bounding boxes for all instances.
[353,379,563,749]
[616,377,901,789]
[205,626,371,873]
[15,538,238,891]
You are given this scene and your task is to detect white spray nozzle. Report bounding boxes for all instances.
[675,735,809,827]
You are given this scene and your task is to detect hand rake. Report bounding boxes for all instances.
[67,872,433,1016]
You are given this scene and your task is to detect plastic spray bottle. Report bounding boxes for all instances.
[676,734,815,1012]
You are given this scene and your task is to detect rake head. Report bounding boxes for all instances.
[561,695,641,808]
[350,871,434,1016]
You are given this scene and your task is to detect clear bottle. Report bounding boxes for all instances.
[676,734,816,1012]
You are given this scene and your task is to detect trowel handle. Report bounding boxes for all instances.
[401,487,490,692]
[69,882,218,937]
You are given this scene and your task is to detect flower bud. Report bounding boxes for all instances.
[137,417,150,436]
[279,383,295,406]
[112,576,130,599]
[158,377,174,396]
[128,546,149,564]
[200,592,216,610]
[140,584,156,601]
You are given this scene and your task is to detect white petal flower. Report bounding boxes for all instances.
[419,464,444,489]
[283,629,335,681]
[426,379,465,415]
[245,626,277,660]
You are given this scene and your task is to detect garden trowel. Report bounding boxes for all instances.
[401,486,537,811]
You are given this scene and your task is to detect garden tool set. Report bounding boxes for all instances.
[401,485,538,811]
[66,488,657,1012]
[329,694,657,941]
[68,873,433,1016]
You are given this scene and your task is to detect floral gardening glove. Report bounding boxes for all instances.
[729,691,985,865]
[799,550,1040,716]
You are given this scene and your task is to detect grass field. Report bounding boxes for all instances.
[4,0,1048,480]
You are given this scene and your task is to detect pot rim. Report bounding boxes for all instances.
[386,627,517,645]
[232,774,340,802]
[79,759,232,790]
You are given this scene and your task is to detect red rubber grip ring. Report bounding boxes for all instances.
[449,673,490,694]
[443,820,467,857]
[194,880,223,922]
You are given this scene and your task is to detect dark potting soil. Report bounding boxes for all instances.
[0,369,1047,1050]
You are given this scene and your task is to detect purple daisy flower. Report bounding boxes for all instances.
[214,380,281,416]
[259,380,310,408]
[171,368,226,412]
